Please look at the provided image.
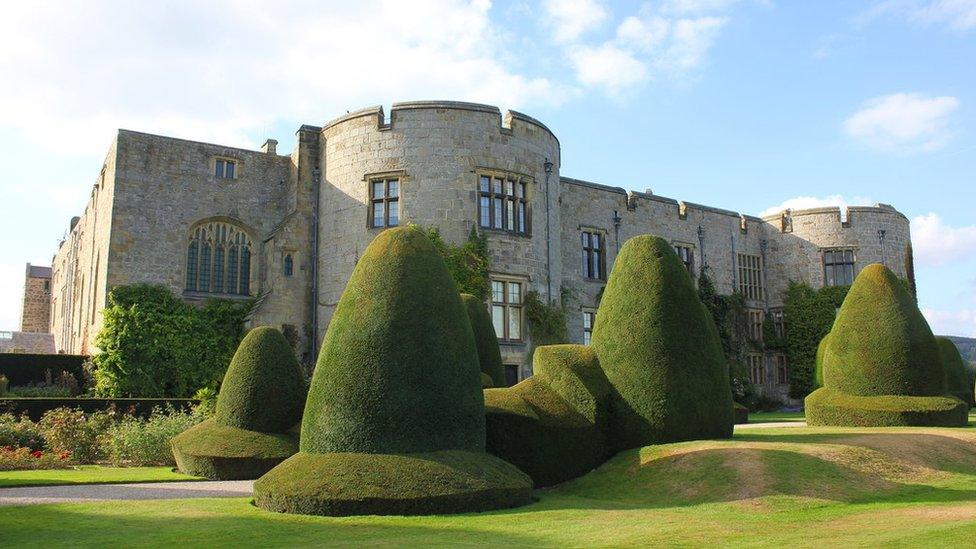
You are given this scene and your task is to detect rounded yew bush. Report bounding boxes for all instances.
[461,293,506,388]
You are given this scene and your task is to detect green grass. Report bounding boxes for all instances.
[4,425,976,546]
[749,411,807,422]
[0,466,201,488]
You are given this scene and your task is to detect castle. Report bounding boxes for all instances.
[40,101,914,402]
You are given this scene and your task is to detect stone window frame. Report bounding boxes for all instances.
[364,170,405,229]
[737,253,764,302]
[580,227,607,281]
[490,274,526,344]
[581,308,597,345]
[822,247,856,287]
[475,168,533,237]
[672,241,696,278]
[283,253,294,277]
[747,353,765,385]
[211,156,242,180]
[183,217,255,299]
[772,353,789,385]
[746,308,764,343]
[769,307,786,339]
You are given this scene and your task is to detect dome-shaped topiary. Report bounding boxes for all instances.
[462,293,506,388]
[821,264,945,397]
[215,326,306,433]
[255,227,532,516]
[590,235,733,451]
[814,334,830,389]
[806,264,968,427]
[937,337,973,407]
[171,326,305,480]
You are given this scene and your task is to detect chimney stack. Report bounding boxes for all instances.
[261,139,278,155]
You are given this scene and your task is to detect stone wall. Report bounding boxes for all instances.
[20,264,52,333]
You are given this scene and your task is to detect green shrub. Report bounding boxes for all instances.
[485,344,611,487]
[813,334,830,389]
[481,373,493,388]
[300,226,484,455]
[6,385,73,398]
[258,227,532,516]
[171,420,299,480]
[937,337,974,407]
[38,407,115,463]
[783,282,850,398]
[0,413,45,451]
[93,284,252,397]
[591,235,733,451]
[805,387,968,427]
[104,406,203,466]
[192,387,218,417]
[254,450,532,516]
[0,446,74,471]
[733,402,749,424]
[461,294,506,388]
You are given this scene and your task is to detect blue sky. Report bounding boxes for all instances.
[1,0,974,336]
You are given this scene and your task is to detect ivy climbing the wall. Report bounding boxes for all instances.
[423,225,491,300]
[697,267,752,405]
[782,281,850,399]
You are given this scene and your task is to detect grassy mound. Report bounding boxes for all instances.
[821,264,945,397]
[485,345,611,487]
[257,227,531,516]
[937,337,974,407]
[591,235,733,451]
[806,387,968,427]
[253,450,532,516]
[462,293,506,388]
[171,327,304,479]
[171,420,298,480]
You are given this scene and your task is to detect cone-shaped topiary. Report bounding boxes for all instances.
[938,337,974,407]
[485,344,612,487]
[806,264,968,426]
[171,326,305,479]
[462,293,506,388]
[590,235,734,451]
[254,226,532,516]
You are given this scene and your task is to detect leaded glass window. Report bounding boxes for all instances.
[185,221,253,296]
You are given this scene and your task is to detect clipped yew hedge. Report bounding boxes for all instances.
[462,293,506,388]
[0,398,197,421]
[484,344,611,487]
[591,235,734,451]
[938,337,974,407]
[170,327,305,479]
[805,387,968,427]
[0,354,86,386]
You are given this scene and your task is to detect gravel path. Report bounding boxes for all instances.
[0,480,254,506]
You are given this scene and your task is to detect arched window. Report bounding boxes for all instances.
[185,221,253,295]
[283,254,294,277]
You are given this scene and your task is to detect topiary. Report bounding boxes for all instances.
[813,334,830,389]
[733,402,749,425]
[485,344,612,487]
[806,264,968,427]
[254,226,532,516]
[591,235,734,451]
[937,337,974,407]
[170,326,305,479]
[461,293,506,388]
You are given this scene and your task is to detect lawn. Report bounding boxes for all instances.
[2,425,976,547]
[0,466,200,488]
[747,411,806,422]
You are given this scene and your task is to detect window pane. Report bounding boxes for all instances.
[214,245,225,293]
[493,178,503,194]
[824,250,833,264]
[480,176,490,193]
[372,181,385,198]
[387,179,399,198]
[480,197,490,227]
[492,281,504,302]
[582,232,590,247]
[228,245,239,294]
[215,160,224,178]
[582,250,590,278]
[506,199,514,230]
[493,198,503,228]
[199,243,211,293]
[593,234,601,250]
[508,282,521,304]
[373,202,385,227]
[225,162,235,179]
[518,183,525,198]
[509,307,521,340]
[505,180,514,196]
[583,312,591,329]
[388,200,399,226]
[240,247,251,295]
[517,203,526,233]
[492,305,505,338]
[186,241,198,291]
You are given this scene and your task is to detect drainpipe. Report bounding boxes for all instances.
[878,229,887,267]
[544,158,553,303]
[310,167,321,364]
[697,225,706,270]
[613,210,622,255]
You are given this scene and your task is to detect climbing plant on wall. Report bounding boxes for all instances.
[782,281,850,399]
[697,267,752,404]
[423,225,491,300]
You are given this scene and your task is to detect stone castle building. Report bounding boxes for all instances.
[20,264,52,333]
[40,101,914,401]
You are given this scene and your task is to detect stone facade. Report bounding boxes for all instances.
[19,264,52,333]
[40,101,914,403]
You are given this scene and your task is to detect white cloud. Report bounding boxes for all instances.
[544,0,609,44]
[843,93,959,153]
[568,44,648,95]
[759,195,874,218]
[0,1,566,156]
[862,0,976,31]
[910,213,976,267]
[922,308,976,337]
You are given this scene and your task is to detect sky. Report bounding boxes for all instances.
[0,0,974,336]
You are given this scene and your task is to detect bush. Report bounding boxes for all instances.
[806,387,968,427]
[733,402,749,424]
[105,406,204,466]
[38,407,116,463]
[5,385,73,398]
[0,398,199,421]
[254,450,532,516]
[300,227,484,455]
[485,344,611,487]
[0,413,45,451]
[937,337,974,407]
[171,420,298,480]
[807,264,967,427]
[93,284,253,397]
[258,227,532,516]
[591,235,734,451]
[0,354,86,387]
[461,293,506,388]
[0,446,74,471]
[783,282,850,399]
